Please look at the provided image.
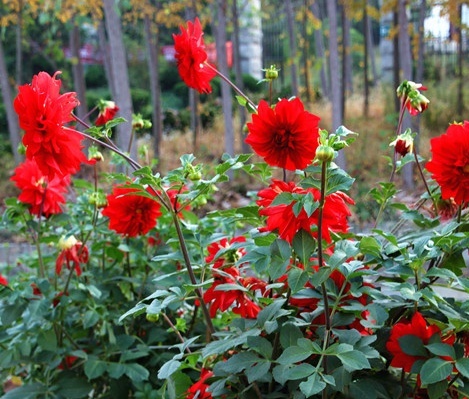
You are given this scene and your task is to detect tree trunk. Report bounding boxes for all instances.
[366,3,377,84]
[392,10,400,113]
[326,0,346,169]
[232,0,249,153]
[102,0,135,159]
[0,38,22,164]
[213,0,235,157]
[398,0,414,190]
[70,21,89,126]
[144,14,163,161]
[457,3,464,118]
[311,0,329,99]
[363,1,370,117]
[16,0,23,85]
[341,4,352,122]
[302,0,313,103]
[97,22,115,100]
[285,0,299,97]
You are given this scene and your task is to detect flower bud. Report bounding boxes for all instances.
[146,313,159,322]
[315,145,335,162]
[390,131,414,156]
[263,65,280,81]
[58,235,78,250]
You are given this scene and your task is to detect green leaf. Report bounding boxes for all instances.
[37,330,57,351]
[157,359,181,379]
[425,343,455,359]
[398,335,427,357]
[273,363,316,385]
[336,350,370,372]
[287,267,309,294]
[84,358,107,380]
[456,357,469,378]
[292,230,316,264]
[247,336,273,359]
[299,371,326,397]
[359,236,382,259]
[419,358,452,385]
[0,383,47,399]
[108,363,126,379]
[124,363,150,382]
[427,380,448,399]
[276,345,313,365]
[83,310,100,329]
[280,324,303,350]
[118,302,146,322]
[56,375,93,398]
[325,168,355,195]
[269,239,291,280]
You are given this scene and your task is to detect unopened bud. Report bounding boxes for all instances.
[315,145,335,163]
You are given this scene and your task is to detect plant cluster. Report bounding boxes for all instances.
[1,16,469,399]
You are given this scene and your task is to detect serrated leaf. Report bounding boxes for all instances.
[287,267,309,294]
[280,324,303,349]
[336,350,370,372]
[276,345,313,365]
[425,343,455,359]
[299,371,326,397]
[84,358,107,380]
[359,236,382,258]
[292,230,316,264]
[124,363,149,382]
[419,358,452,385]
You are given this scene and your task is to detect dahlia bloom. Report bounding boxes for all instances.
[101,186,162,237]
[396,80,429,116]
[390,130,414,157]
[425,122,469,205]
[205,236,246,269]
[386,311,455,373]
[0,273,8,286]
[256,180,353,243]
[10,158,70,217]
[14,71,87,179]
[95,100,119,126]
[55,235,89,276]
[187,368,213,399]
[173,18,217,94]
[246,98,321,171]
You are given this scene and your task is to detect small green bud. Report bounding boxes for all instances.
[146,313,159,322]
[315,145,335,162]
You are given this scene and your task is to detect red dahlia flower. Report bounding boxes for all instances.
[386,311,455,373]
[205,236,247,269]
[102,186,162,237]
[173,18,217,94]
[256,180,353,243]
[55,235,89,276]
[95,100,119,126]
[396,80,429,116]
[14,71,87,179]
[0,273,8,286]
[425,122,469,205]
[10,158,70,217]
[187,368,213,399]
[246,98,320,171]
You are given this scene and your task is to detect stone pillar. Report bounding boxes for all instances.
[238,0,263,80]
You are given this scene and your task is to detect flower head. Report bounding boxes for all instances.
[390,130,414,157]
[425,121,469,205]
[246,98,320,171]
[95,100,119,126]
[0,273,8,286]
[173,18,217,94]
[396,80,430,116]
[10,158,70,217]
[386,311,454,372]
[205,236,246,269]
[187,368,213,399]
[101,186,162,237]
[14,71,87,179]
[56,235,89,276]
[256,180,353,243]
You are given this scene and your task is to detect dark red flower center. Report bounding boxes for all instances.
[36,114,47,133]
[274,129,290,147]
[463,164,469,173]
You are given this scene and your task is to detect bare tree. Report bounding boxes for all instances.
[363,0,370,117]
[212,0,235,157]
[285,0,299,97]
[398,0,414,190]
[0,38,22,164]
[311,0,329,99]
[327,0,346,169]
[102,0,135,158]
[70,20,89,126]
[144,11,163,160]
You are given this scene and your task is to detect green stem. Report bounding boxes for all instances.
[206,63,257,111]
[172,212,215,337]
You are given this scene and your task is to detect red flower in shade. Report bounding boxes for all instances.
[245,98,320,171]
[173,18,217,94]
[425,122,469,205]
[205,236,246,269]
[203,237,267,318]
[166,186,191,217]
[187,368,213,399]
[101,186,162,237]
[386,311,455,373]
[0,273,8,286]
[256,180,354,243]
[95,100,119,126]
[14,71,87,179]
[55,236,89,276]
[10,158,70,217]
